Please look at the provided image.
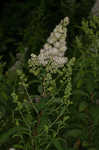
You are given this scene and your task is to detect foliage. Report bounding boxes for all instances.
[0,56,19,150]
[0,57,75,149]
[67,16,99,149]
[1,1,99,149]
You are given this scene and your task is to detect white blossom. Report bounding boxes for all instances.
[54,41,60,48]
[29,17,69,69]
[47,37,57,44]
[43,43,51,50]
[54,32,62,39]
[49,47,59,56]
[31,53,37,58]
[53,56,68,67]
[40,49,45,53]
[60,46,67,52]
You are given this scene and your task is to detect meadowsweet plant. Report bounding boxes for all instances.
[10,17,75,149]
[28,17,74,99]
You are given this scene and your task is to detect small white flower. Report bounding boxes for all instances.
[53,56,68,65]
[61,34,66,40]
[47,37,56,44]
[64,17,69,24]
[44,50,51,57]
[40,49,45,53]
[31,53,37,58]
[54,41,60,48]
[43,43,50,50]
[55,25,63,33]
[57,25,63,33]
[38,56,44,64]
[58,52,64,57]
[60,46,67,52]
[59,39,66,45]
[50,47,59,56]
[54,32,61,39]
[50,32,54,37]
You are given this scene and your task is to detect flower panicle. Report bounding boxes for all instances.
[29,17,69,69]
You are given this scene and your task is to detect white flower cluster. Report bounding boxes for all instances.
[29,17,69,68]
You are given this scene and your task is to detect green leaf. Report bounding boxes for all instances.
[79,101,88,112]
[0,106,6,119]
[0,127,18,144]
[67,129,81,138]
[82,141,89,148]
[52,138,63,150]
[89,105,99,126]
[1,91,8,100]
[0,127,28,144]
[73,90,89,97]
[77,79,83,88]
[14,144,24,149]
